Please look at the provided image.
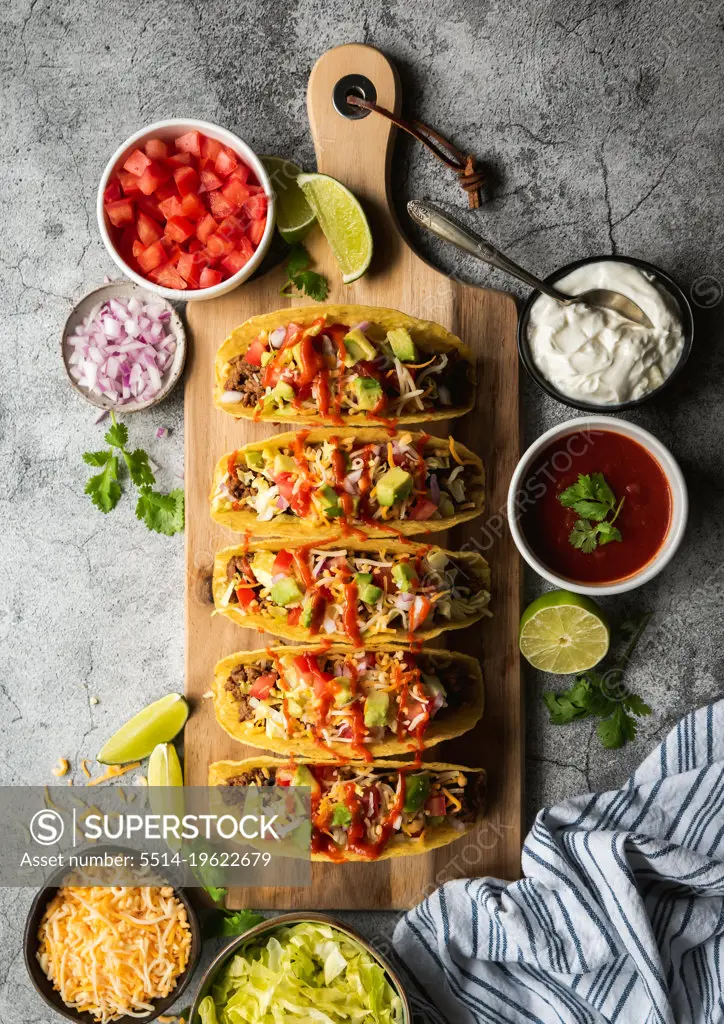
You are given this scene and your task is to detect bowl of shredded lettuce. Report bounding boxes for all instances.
[191,915,409,1024]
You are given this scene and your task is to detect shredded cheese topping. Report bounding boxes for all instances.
[36,885,192,1023]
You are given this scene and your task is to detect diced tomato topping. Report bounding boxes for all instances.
[175,130,202,157]
[229,162,251,185]
[144,138,169,160]
[218,215,245,241]
[247,217,266,246]
[244,193,268,220]
[272,550,294,574]
[275,474,295,503]
[123,148,152,176]
[117,170,142,195]
[105,198,135,227]
[137,241,166,274]
[180,192,206,220]
[137,211,163,245]
[201,136,224,162]
[409,498,438,521]
[195,213,218,244]
[187,237,204,253]
[249,674,277,699]
[425,794,447,817]
[235,586,258,609]
[244,338,268,367]
[222,178,250,207]
[221,249,250,277]
[287,607,302,626]
[166,151,192,168]
[174,165,199,196]
[165,216,195,243]
[199,266,222,288]
[132,239,145,258]
[205,232,234,257]
[158,196,184,220]
[103,180,122,203]
[199,168,224,193]
[177,251,207,287]
[215,148,238,176]
[137,160,170,196]
[209,190,238,218]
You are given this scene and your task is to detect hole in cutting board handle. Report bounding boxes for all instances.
[333,74,377,119]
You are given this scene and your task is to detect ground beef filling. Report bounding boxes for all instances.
[225,661,277,722]
[224,355,264,407]
[416,655,470,711]
[227,471,256,503]
[224,768,276,787]
[226,555,254,585]
[460,772,487,822]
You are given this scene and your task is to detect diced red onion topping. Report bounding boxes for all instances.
[269,327,286,349]
[429,473,441,505]
[66,297,177,406]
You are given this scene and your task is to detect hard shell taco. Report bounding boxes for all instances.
[213,645,484,760]
[213,304,475,425]
[210,428,485,538]
[213,537,491,646]
[208,757,487,862]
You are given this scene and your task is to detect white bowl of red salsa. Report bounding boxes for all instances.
[97,119,275,301]
[507,417,688,595]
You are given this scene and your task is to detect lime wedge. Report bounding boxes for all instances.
[97,693,189,764]
[148,742,183,787]
[519,591,609,674]
[261,156,316,243]
[297,172,373,283]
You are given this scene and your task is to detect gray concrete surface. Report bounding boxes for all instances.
[2,0,724,1019]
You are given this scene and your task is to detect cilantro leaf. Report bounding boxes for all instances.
[123,448,156,488]
[569,519,599,553]
[203,884,227,904]
[597,704,638,749]
[331,804,353,828]
[281,243,328,301]
[596,521,622,545]
[82,450,113,467]
[85,457,121,513]
[135,488,185,536]
[568,499,611,522]
[211,909,265,938]
[104,420,129,449]
[624,693,652,717]
[542,680,592,724]
[285,243,311,277]
[292,270,329,301]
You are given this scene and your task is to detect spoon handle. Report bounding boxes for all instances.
[407,200,569,304]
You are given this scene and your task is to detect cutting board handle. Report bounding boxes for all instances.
[307,44,401,224]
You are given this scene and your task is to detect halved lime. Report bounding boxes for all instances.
[261,156,316,243]
[519,590,609,674]
[297,172,373,283]
[97,694,189,764]
[148,742,183,787]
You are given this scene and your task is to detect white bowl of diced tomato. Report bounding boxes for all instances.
[97,119,276,301]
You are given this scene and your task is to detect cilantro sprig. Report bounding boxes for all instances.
[280,243,329,301]
[83,413,184,536]
[558,472,624,553]
[543,614,652,749]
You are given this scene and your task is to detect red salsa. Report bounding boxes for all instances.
[520,429,672,584]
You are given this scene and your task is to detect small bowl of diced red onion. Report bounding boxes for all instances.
[61,280,186,411]
[96,119,275,301]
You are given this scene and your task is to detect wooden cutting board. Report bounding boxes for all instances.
[184,43,521,909]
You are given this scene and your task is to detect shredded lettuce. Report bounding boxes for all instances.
[207,922,403,1024]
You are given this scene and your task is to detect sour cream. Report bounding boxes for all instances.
[526,261,685,405]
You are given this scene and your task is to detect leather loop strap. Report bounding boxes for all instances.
[347,94,484,208]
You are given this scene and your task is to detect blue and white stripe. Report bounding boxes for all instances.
[393,700,724,1024]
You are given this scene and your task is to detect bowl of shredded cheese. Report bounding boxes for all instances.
[24,872,200,1023]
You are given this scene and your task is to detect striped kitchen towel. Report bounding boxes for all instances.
[393,700,724,1024]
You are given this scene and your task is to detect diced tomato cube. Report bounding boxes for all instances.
[137,159,170,196]
[209,190,238,218]
[149,261,188,290]
[222,178,251,207]
[246,184,265,194]
[132,239,145,258]
[199,266,223,288]
[201,136,224,162]
[221,249,251,277]
[123,148,152,176]
[166,152,193,168]
[187,237,204,253]
[229,162,251,185]
[249,674,277,699]
[175,130,202,157]
[165,215,195,243]
[238,235,255,262]
[117,169,142,195]
[137,195,163,220]
[180,192,206,220]
[195,213,218,244]
[163,241,182,265]
[104,180,122,203]
[235,586,259,610]
[244,193,268,220]
[276,475,295,502]
[247,217,266,247]
[206,231,234,257]
[136,240,167,273]
[218,215,245,241]
[158,196,184,220]
[156,181,179,202]
[174,165,199,196]
[215,148,238,176]
[177,251,207,287]
[137,210,163,245]
[144,138,169,160]
[273,550,294,574]
[199,168,223,193]
[105,198,135,227]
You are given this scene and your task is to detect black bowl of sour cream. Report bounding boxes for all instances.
[517,255,694,412]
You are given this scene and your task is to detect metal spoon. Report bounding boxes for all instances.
[407,200,653,329]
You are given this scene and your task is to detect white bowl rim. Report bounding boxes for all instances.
[507,415,688,596]
[96,118,276,302]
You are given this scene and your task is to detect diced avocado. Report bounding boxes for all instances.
[317,484,343,517]
[343,328,377,366]
[376,467,413,506]
[331,803,352,827]
[272,381,295,404]
[245,450,264,469]
[273,452,297,476]
[352,376,383,410]
[305,322,324,338]
[251,551,277,589]
[270,577,304,607]
[438,494,455,519]
[403,772,431,814]
[364,691,389,728]
[260,350,274,366]
[392,561,417,592]
[300,597,315,628]
[333,680,354,708]
[428,814,445,826]
[355,572,382,604]
[291,764,316,787]
[387,327,418,363]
